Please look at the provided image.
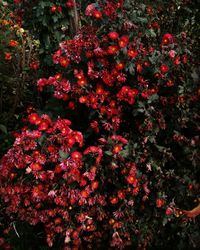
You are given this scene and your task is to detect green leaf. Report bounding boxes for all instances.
[105,151,112,156]
[59,150,69,159]
[52,15,58,23]
[120,149,129,158]
[136,17,148,24]
[43,34,50,48]
[147,94,159,103]
[128,64,135,75]
[0,124,7,134]
[137,108,144,113]
[38,134,46,146]
[40,1,45,9]
[145,29,157,38]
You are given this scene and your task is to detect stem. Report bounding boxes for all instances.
[70,0,80,37]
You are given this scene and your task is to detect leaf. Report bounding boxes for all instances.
[52,15,58,23]
[39,1,45,9]
[105,151,112,156]
[147,94,159,103]
[0,124,7,134]
[43,34,50,48]
[137,108,144,113]
[162,217,168,226]
[38,134,46,146]
[145,29,157,38]
[59,150,69,159]
[120,149,129,158]
[54,31,61,41]
[128,64,135,75]
[136,17,148,24]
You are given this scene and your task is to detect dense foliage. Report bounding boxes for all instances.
[0,0,199,249]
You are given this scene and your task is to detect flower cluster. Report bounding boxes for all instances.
[1,112,154,248]
[1,0,199,249]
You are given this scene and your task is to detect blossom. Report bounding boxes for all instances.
[108,31,119,40]
[161,33,174,45]
[4,52,12,60]
[9,39,18,47]
[85,4,96,16]
[168,50,176,58]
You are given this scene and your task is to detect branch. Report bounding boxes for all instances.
[69,0,80,36]
[182,203,200,218]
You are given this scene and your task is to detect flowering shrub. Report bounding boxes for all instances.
[10,0,81,67]
[0,0,200,249]
[0,2,40,126]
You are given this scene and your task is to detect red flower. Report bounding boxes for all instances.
[9,40,18,47]
[165,207,173,215]
[115,62,125,70]
[117,190,125,199]
[156,198,165,208]
[57,6,62,13]
[71,151,82,161]
[118,35,129,48]
[50,5,57,13]
[93,10,102,19]
[80,190,89,198]
[174,56,181,65]
[77,78,87,87]
[113,144,122,154]
[166,80,174,87]
[110,135,128,144]
[68,101,75,110]
[127,175,136,185]
[161,33,174,45]
[127,49,138,58]
[59,57,70,68]
[107,45,119,55]
[91,181,99,190]
[28,113,41,125]
[4,52,12,60]
[182,54,188,64]
[73,131,83,147]
[66,0,75,8]
[79,96,87,103]
[110,197,119,204]
[108,31,119,40]
[30,163,43,171]
[80,178,87,187]
[30,61,39,70]
[38,121,49,131]
[160,64,169,74]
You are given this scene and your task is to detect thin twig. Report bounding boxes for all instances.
[12,222,20,238]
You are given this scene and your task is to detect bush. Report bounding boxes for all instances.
[0,0,199,249]
[9,0,80,68]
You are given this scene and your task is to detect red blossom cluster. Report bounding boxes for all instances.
[0,112,152,248]
[1,1,199,249]
[36,22,190,136]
